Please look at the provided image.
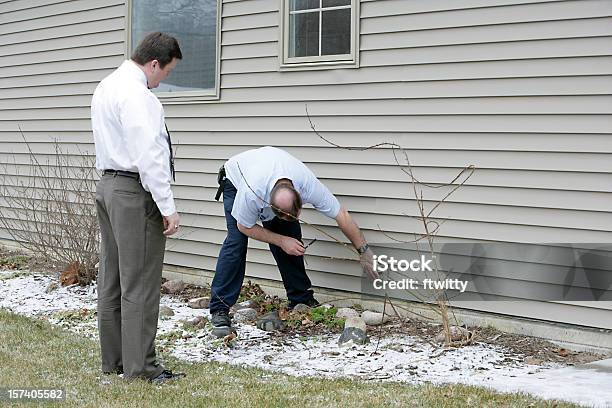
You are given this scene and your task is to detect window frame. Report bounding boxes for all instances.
[279,0,360,71]
[125,0,222,103]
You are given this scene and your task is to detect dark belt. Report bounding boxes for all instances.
[103,169,140,181]
[215,165,226,201]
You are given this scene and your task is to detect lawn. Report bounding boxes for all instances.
[0,309,576,408]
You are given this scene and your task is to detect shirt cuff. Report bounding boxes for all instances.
[155,195,176,217]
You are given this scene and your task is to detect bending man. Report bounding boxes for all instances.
[209,146,377,336]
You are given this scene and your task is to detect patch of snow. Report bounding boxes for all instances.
[1,271,611,408]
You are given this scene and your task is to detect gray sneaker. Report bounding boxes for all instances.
[211,310,235,338]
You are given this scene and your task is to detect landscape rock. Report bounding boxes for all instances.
[343,316,367,332]
[187,296,210,309]
[158,306,175,318]
[361,310,391,326]
[256,310,285,331]
[234,299,258,310]
[234,307,258,323]
[338,316,368,346]
[162,279,185,294]
[183,315,207,328]
[336,307,360,319]
[292,303,310,313]
[435,326,471,343]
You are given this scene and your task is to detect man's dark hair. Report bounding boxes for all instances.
[131,32,182,68]
[271,183,302,221]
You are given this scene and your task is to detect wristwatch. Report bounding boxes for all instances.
[357,243,369,255]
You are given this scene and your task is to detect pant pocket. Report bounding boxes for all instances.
[144,196,162,223]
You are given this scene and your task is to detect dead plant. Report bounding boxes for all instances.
[304,106,476,348]
[0,127,99,284]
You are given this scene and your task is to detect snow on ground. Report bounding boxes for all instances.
[1,271,611,408]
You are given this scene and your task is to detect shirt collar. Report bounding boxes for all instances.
[120,60,148,88]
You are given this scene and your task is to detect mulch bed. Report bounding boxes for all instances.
[0,247,59,274]
[162,279,608,366]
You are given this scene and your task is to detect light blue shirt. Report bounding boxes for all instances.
[224,147,341,228]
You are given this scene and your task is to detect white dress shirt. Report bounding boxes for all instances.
[91,60,175,216]
[225,147,341,228]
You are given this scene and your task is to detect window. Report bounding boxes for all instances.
[281,0,359,69]
[128,0,220,99]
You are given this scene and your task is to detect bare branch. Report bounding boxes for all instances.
[0,127,99,284]
[305,104,477,347]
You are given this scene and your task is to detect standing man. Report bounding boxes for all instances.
[210,146,377,336]
[92,32,184,383]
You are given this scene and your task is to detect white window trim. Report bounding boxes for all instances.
[279,0,360,71]
[125,0,222,103]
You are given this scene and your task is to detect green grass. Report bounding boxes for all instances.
[0,309,577,408]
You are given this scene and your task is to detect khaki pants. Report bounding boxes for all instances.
[95,173,166,380]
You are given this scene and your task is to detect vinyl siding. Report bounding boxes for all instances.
[1,0,611,329]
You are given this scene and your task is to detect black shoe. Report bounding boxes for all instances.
[289,297,320,310]
[211,309,236,338]
[103,367,123,375]
[150,369,186,385]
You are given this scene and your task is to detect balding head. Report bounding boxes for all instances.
[270,180,302,221]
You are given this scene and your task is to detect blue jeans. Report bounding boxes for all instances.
[209,179,315,313]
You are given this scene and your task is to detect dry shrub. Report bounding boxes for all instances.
[0,129,99,285]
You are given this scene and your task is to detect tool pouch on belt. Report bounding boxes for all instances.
[215,165,226,201]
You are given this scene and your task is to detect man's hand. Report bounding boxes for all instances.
[237,223,305,256]
[359,247,379,280]
[163,212,180,236]
[279,237,305,256]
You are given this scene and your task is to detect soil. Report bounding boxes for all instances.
[0,246,60,274]
[354,313,606,366]
[112,276,612,367]
[475,326,605,366]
